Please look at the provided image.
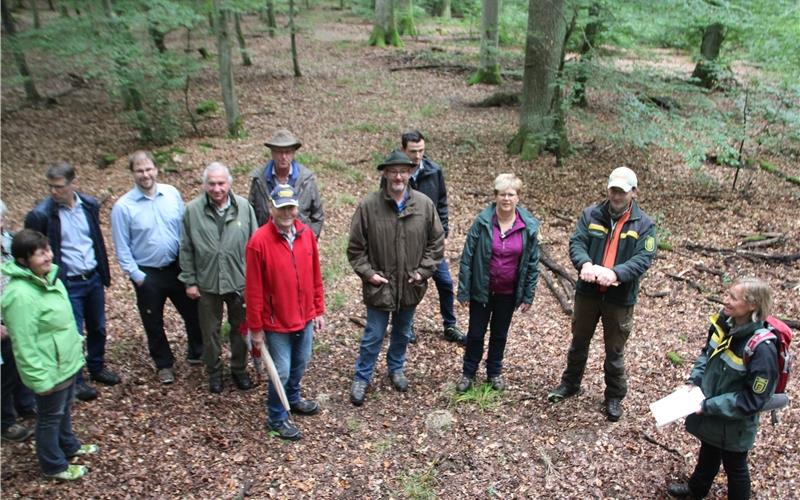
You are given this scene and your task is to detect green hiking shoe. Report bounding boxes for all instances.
[46,464,87,481]
[68,444,99,457]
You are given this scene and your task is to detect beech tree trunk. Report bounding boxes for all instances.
[29,0,40,28]
[507,0,567,159]
[438,0,450,19]
[691,23,724,88]
[397,0,416,36]
[214,0,243,137]
[1,0,43,103]
[288,0,301,76]
[468,0,501,85]
[234,12,252,66]
[264,0,276,37]
[572,1,601,107]
[368,0,401,47]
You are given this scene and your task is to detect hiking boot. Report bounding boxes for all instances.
[157,368,175,385]
[186,356,203,366]
[90,369,121,386]
[455,375,474,394]
[605,398,623,422]
[488,375,506,391]
[1,424,33,443]
[667,483,694,498]
[290,399,320,416]
[389,371,409,392]
[209,374,223,394]
[232,372,253,391]
[350,380,367,406]
[68,444,99,457]
[443,325,466,344]
[74,382,98,402]
[268,420,301,441]
[547,382,580,403]
[45,464,87,481]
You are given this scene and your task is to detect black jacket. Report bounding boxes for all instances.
[409,157,449,237]
[25,193,111,286]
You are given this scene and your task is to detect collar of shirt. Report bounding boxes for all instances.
[207,193,231,215]
[57,192,82,211]
[132,184,163,201]
[394,189,411,214]
[410,162,424,183]
[266,160,298,185]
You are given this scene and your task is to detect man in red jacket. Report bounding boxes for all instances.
[245,184,325,441]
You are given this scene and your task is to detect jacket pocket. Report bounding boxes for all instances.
[365,281,393,310]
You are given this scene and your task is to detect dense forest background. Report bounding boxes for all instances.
[2,0,799,497]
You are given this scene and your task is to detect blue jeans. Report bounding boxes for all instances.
[265,321,314,426]
[35,377,82,475]
[354,307,415,384]
[65,272,107,382]
[462,295,515,378]
[432,260,456,328]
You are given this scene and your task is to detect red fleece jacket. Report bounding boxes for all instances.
[245,220,324,333]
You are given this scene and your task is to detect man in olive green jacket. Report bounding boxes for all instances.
[179,163,258,394]
[347,150,444,406]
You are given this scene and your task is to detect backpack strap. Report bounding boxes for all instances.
[744,328,777,363]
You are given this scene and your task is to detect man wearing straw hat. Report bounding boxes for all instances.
[245,184,325,441]
[249,129,324,238]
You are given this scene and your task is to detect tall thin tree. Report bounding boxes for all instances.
[288,0,301,76]
[234,12,252,66]
[468,0,501,84]
[214,0,243,137]
[1,0,43,103]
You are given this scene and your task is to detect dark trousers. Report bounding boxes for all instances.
[35,377,81,475]
[1,338,36,431]
[559,293,634,400]
[432,259,457,328]
[462,294,515,378]
[65,272,107,382]
[134,264,203,369]
[198,292,247,376]
[688,441,750,500]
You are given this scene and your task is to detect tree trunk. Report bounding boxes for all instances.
[214,0,243,137]
[30,0,40,28]
[58,1,67,16]
[234,12,252,66]
[438,0,450,19]
[1,0,43,103]
[264,0,276,37]
[507,0,567,159]
[691,23,724,88]
[468,0,501,85]
[397,0,416,36]
[47,0,54,11]
[571,1,601,107]
[288,0,301,76]
[368,0,401,47]
[102,0,113,17]
[550,6,577,164]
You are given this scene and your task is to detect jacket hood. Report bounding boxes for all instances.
[1,259,60,286]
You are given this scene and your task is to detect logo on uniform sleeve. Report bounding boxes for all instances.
[752,376,768,394]
[645,236,656,252]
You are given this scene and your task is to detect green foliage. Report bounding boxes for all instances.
[452,382,502,411]
[667,351,684,366]
[196,100,220,116]
[326,290,347,312]
[321,233,350,284]
[400,465,438,500]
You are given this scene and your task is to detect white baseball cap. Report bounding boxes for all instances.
[607,167,638,192]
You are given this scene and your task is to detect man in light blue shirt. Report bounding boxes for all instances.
[25,163,120,402]
[111,151,203,385]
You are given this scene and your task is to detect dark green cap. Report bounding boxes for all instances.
[377,149,414,170]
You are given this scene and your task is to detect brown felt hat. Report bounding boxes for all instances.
[377,149,414,170]
[264,129,302,150]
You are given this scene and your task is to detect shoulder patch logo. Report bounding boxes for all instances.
[645,236,656,252]
[752,376,768,394]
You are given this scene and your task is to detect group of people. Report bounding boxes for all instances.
[0,129,783,499]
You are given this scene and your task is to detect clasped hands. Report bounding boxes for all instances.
[580,262,618,287]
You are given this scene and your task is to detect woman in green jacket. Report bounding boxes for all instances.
[1,229,97,481]
[668,277,778,500]
[455,173,540,393]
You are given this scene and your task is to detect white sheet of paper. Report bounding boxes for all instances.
[649,385,705,427]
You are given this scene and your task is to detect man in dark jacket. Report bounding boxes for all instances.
[25,163,120,402]
[400,131,465,344]
[347,150,444,406]
[547,167,657,422]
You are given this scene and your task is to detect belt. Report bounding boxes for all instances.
[140,261,178,272]
[66,269,96,281]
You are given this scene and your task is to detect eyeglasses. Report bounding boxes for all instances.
[48,182,70,190]
[384,169,410,177]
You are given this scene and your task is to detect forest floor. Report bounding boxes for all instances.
[1,6,799,499]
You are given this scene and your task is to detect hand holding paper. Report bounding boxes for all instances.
[650,385,705,427]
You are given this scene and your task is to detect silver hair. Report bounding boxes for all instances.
[493,173,523,194]
[203,162,233,184]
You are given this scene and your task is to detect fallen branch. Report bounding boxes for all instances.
[389,63,474,73]
[540,246,576,287]
[739,234,785,249]
[685,244,800,263]
[665,272,705,293]
[541,268,573,316]
[349,316,366,328]
[640,431,683,457]
[693,264,724,277]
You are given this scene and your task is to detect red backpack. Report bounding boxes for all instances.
[743,315,793,422]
